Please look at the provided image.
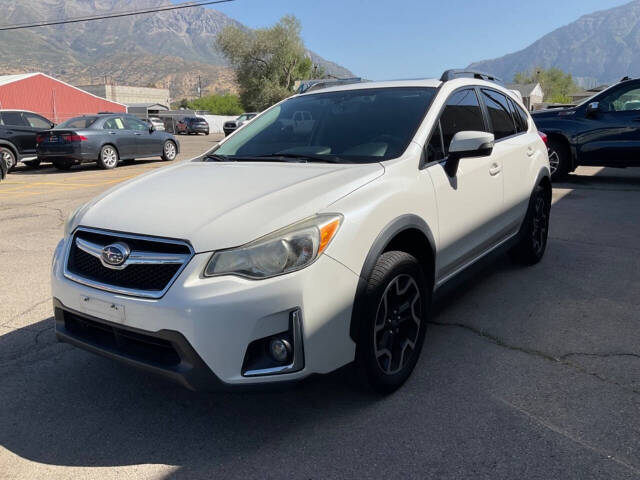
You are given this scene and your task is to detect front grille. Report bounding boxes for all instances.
[65,228,193,297]
[63,310,181,367]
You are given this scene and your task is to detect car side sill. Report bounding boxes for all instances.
[434,230,519,291]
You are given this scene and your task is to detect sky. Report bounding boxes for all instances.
[205,0,631,80]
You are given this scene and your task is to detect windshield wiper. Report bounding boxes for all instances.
[256,153,343,164]
[203,153,343,164]
[203,154,232,162]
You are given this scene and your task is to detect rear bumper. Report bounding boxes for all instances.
[223,128,236,136]
[37,144,95,162]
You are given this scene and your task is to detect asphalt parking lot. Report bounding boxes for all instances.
[1,139,639,478]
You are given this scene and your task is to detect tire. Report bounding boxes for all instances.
[547,138,570,181]
[53,159,74,171]
[97,145,119,170]
[0,146,17,172]
[161,140,177,161]
[355,251,430,394]
[23,159,41,169]
[510,184,551,265]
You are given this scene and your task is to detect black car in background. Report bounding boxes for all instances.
[36,114,179,170]
[176,117,209,135]
[533,77,640,180]
[223,112,258,136]
[0,110,55,171]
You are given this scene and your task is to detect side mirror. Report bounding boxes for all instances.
[586,101,600,116]
[444,131,495,177]
[149,125,156,133]
[50,122,56,129]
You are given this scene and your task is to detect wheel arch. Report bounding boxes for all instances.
[0,140,19,160]
[99,142,119,158]
[349,215,436,342]
[545,131,576,171]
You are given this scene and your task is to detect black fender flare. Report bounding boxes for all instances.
[349,214,436,342]
[0,140,19,160]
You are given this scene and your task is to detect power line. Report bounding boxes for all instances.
[0,0,235,31]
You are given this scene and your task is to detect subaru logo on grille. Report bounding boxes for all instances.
[101,242,130,268]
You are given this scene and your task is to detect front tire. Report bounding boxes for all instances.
[98,145,119,169]
[1,147,17,172]
[162,140,177,161]
[511,184,550,265]
[355,251,429,394]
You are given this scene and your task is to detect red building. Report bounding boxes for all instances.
[0,73,126,123]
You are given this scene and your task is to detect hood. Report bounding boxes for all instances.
[74,161,384,252]
[531,106,578,118]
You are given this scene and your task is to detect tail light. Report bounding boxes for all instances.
[538,131,548,146]
[36,134,45,144]
[61,134,88,142]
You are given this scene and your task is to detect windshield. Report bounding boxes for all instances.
[57,116,99,129]
[212,87,436,163]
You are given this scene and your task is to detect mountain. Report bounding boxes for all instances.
[469,0,640,85]
[0,0,354,99]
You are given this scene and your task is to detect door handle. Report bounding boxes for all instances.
[489,163,502,176]
[134,133,142,136]
[527,146,535,157]
[109,131,117,135]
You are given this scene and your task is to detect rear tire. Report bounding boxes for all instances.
[510,184,551,265]
[1,147,17,172]
[355,251,430,394]
[23,159,41,169]
[53,159,73,171]
[547,138,570,181]
[97,145,119,170]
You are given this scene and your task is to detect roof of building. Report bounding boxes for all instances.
[0,73,40,88]
[507,83,542,97]
[126,103,169,109]
[0,72,128,108]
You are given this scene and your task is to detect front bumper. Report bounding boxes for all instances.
[51,238,360,389]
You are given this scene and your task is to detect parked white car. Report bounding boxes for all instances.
[51,70,551,393]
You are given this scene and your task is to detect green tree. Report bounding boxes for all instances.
[513,67,578,103]
[187,94,244,115]
[215,16,317,111]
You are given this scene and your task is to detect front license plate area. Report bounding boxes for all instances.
[78,295,125,323]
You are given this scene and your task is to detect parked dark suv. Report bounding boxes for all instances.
[176,117,210,135]
[0,110,55,171]
[533,77,640,180]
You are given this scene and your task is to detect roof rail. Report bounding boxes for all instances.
[440,69,503,84]
[299,77,365,94]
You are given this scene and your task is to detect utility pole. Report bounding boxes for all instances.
[198,75,202,98]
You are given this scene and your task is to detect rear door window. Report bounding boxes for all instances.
[1,111,28,127]
[104,117,126,130]
[23,113,52,129]
[481,89,517,140]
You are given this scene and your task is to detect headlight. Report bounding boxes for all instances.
[204,214,342,279]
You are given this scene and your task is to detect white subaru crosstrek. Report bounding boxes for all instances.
[52,70,551,393]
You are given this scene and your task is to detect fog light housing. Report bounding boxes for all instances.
[242,308,304,377]
[269,338,291,363]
